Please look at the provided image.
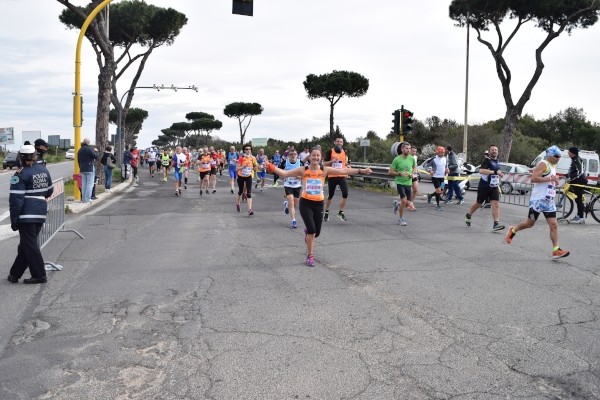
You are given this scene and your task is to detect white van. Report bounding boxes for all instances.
[530,149,599,184]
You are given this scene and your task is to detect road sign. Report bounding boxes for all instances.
[251,138,268,147]
[360,139,370,147]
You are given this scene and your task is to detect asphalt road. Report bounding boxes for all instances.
[1,173,599,399]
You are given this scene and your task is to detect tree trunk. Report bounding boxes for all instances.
[95,62,116,185]
[499,108,519,162]
[329,102,335,140]
[239,119,245,145]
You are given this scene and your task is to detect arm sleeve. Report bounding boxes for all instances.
[9,178,25,225]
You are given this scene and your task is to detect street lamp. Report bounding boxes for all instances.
[116,84,198,167]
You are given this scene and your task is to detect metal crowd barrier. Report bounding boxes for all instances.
[348,162,536,208]
[38,178,84,270]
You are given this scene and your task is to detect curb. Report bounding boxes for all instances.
[66,179,132,214]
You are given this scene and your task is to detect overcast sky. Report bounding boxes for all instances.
[1,0,599,150]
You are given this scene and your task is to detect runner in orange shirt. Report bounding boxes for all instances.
[267,146,372,267]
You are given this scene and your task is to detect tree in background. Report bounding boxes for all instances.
[58,0,187,152]
[449,0,600,162]
[187,112,223,146]
[223,102,263,144]
[303,70,369,141]
[109,107,148,147]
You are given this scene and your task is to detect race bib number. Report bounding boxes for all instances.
[202,163,210,170]
[241,166,252,177]
[305,178,323,195]
[285,177,301,186]
[332,160,343,169]
[489,175,499,187]
[546,183,556,198]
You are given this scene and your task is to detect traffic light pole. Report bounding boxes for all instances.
[399,104,404,142]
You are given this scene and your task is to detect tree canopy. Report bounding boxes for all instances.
[57,0,187,154]
[223,102,263,145]
[303,70,369,140]
[449,0,600,161]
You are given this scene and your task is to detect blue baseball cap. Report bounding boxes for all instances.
[545,145,561,158]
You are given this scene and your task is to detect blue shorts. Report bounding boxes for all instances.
[257,170,266,179]
[228,165,237,179]
[174,168,183,181]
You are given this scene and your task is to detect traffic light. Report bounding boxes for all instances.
[402,110,414,135]
[232,0,253,16]
[391,110,400,135]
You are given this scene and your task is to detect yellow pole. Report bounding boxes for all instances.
[73,0,113,200]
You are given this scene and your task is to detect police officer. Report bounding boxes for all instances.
[7,145,54,284]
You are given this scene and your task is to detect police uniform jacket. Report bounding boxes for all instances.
[9,164,54,225]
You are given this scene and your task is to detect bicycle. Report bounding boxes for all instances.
[555,182,600,223]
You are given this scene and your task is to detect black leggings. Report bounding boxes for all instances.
[299,198,324,237]
[327,177,348,199]
[237,176,253,198]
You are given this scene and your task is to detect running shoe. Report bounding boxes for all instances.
[284,200,289,214]
[465,213,471,227]
[273,182,278,187]
[427,193,433,204]
[444,199,453,204]
[248,209,254,216]
[291,219,298,229]
[259,188,263,193]
[184,184,187,190]
[255,182,258,189]
[306,254,315,267]
[398,218,407,226]
[236,203,241,212]
[505,226,515,244]
[408,202,416,211]
[570,216,585,224]
[552,248,570,259]
[175,191,180,196]
[435,205,443,211]
[492,222,505,232]
[199,190,202,196]
[230,189,234,194]
[337,211,347,221]
[212,189,216,193]
[323,210,329,222]
[393,200,399,215]
[206,190,209,194]
[457,199,465,205]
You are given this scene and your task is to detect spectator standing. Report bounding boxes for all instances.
[34,138,49,166]
[567,146,587,224]
[7,145,54,284]
[100,146,116,193]
[77,138,99,203]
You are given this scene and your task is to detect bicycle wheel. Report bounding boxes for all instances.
[589,195,600,223]
[555,191,573,220]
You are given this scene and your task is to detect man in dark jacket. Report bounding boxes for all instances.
[34,138,49,166]
[445,145,464,205]
[567,147,587,224]
[7,145,54,284]
[77,138,99,203]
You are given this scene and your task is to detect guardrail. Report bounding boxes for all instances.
[38,177,84,270]
[348,162,536,207]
